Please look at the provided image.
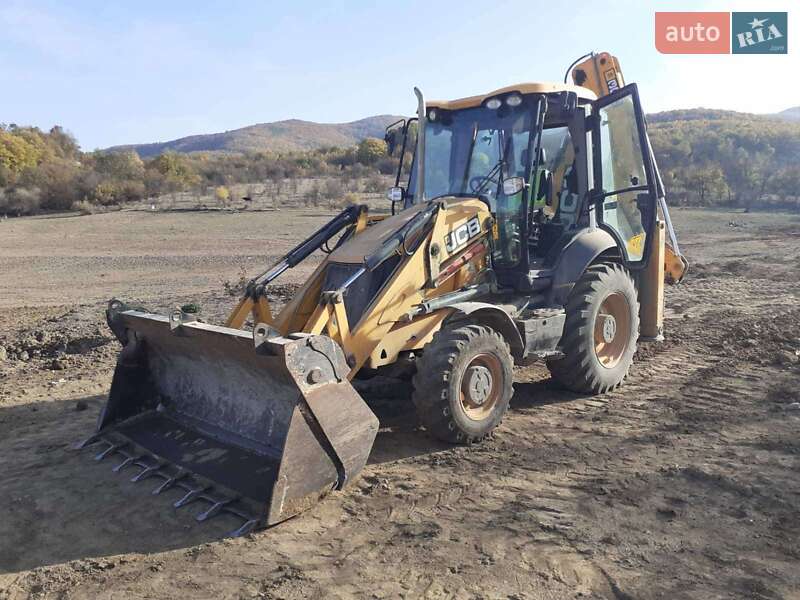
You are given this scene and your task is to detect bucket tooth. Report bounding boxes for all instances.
[95,442,125,461]
[73,435,101,450]
[174,486,211,509]
[113,454,144,472]
[196,497,235,522]
[152,470,188,495]
[230,519,258,538]
[131,462,164,483]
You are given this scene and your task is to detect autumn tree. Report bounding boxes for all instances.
[215,185,231,204]
[356,138,387,165]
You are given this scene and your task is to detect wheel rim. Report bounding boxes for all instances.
[459,353,502,420]
[594,292,631,369]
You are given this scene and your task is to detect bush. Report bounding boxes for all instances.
[377,156,398,175]
[0,187,41,215]
[215,185,230,204]
[302,182,322,207]
[341,192,360,207]
[323,178,346,203]
[364,175,386,193]
[71,199,96,215]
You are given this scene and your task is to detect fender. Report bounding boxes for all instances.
[444,301,525,361]
[548,227,618,305]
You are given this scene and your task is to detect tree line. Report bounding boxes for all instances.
[0,125,394,215]
[648,109,800,210]
[2,110,799,216]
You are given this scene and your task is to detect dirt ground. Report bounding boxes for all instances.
[1,207,799,600]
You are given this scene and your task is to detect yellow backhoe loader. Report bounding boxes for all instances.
[79,52,687,536]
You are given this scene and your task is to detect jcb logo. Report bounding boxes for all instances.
[445,217,481,253]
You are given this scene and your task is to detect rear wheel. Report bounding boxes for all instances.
[547,263,639,394]
[412,325,513,444]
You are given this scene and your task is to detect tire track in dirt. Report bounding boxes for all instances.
[3,210,800,599]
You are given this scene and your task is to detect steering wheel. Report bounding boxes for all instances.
[469,174,498,194]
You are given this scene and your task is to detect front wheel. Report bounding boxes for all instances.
[412,325,513,444]
[547,262,639,394]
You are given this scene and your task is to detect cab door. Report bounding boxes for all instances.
[591,83,657,268]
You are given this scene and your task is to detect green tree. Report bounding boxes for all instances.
[146,152,201,193]
[94,150,145,180]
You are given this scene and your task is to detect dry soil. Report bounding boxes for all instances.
[1,208,799,599]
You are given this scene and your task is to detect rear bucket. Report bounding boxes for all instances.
[79,301,378,536]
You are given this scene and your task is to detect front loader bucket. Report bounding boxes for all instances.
[78,301,378,536]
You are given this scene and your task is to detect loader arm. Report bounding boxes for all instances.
[225,204,371,330]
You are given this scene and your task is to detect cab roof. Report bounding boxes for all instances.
[426,82,597,110]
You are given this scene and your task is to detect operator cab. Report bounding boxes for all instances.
[385,80,658,293]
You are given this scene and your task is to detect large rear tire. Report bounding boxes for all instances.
[547,262,639,394]
[412,325,513,444]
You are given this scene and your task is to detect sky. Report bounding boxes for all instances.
[1,0,797,150]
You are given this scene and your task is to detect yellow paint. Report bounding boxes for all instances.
[224,200,491,379]
[640,220,665,339]
[569,52,625,99]
[427,82,596,111]
[627,232,645,257]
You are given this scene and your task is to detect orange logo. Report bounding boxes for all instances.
[655,12,731,54]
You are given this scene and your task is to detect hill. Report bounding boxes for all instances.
[645,107,800,208]
[109,115,403,158]
[776,106,800,121]
[648,107,787,123]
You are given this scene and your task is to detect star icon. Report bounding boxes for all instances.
[748,17,768,29]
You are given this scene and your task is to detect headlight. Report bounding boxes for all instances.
[485,97,502,110]
[505,93,523,107]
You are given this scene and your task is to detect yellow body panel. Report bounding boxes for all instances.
[427,82,596,111]
[639,220,666,340]
[570,52,625,98]
[228,199,493,376]
[329,203,429,264]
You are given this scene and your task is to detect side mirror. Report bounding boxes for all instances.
[387,187,405,203]
[502,176,525,196]
[384,119,406,158]
[543,171,554,206]
[385,130,397,156]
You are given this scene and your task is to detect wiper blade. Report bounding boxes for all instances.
[474,159,505,196]
[473,131,511,196]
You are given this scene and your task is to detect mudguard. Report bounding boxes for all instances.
[547,227,618,305]
[445,302,525,361]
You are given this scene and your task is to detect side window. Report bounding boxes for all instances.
[399,122,417,186]
[597,93,650,263]
[424,127,452,200]
[469,129,501,178]
[540,127,578,224]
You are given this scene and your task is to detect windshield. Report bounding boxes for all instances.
[407,102,533,204]
[406,98,537,266]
